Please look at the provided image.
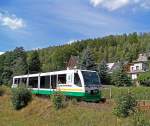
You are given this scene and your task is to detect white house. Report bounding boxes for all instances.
[129,61,149,80]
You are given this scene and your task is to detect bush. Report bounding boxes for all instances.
[138,72,150,86]
[113,93,137,118]
[0,86,5,96]
[11,85,32,110]
[51,92,65,110]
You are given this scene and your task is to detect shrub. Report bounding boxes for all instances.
[0,86,5,96]
[113,93,137,118]
[51,92,65,110]
[138,72,150,86]
[11,85,32,110]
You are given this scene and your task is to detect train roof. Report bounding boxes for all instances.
[13,69,97,78]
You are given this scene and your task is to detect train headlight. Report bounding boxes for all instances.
[91,89,99,94]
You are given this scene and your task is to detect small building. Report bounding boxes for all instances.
[137,53,148,62]
[66,55,79,70]
[107,61,128,74]
[128,61,149,80]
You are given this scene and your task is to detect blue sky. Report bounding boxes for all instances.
[0,0,150,51]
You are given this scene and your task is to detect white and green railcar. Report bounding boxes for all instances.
[12,69,101,102]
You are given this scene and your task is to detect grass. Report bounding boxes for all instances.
[101,86,150,100]
[0,86,150,126]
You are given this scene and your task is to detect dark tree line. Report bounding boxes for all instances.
[0,47,41,86]
[0,32,150,85]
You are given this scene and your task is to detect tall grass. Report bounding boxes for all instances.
[101,86,150,100]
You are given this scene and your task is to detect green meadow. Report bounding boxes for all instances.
[0,86,150,126]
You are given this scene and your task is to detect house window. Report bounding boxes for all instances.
[136,66,139,70]
[131,67,134,71]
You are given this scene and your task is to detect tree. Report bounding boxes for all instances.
[1,52,14,85]
[28,50,41,74]
[79,46,97,71]
[97,60,110,84]
[12,47,28,76]
[137,71,150,86]
[113,93,137,118]
[11,85,32,110]
[111,64,132,87]
[0,55,5,84]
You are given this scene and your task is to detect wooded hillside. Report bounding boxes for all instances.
[0,32,150,85]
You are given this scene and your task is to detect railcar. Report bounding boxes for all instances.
[12,69,101,102]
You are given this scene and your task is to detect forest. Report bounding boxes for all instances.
[0,32,150,85]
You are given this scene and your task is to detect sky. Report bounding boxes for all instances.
[0,0,150,51]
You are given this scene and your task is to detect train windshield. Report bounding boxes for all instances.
[82,71,100,86]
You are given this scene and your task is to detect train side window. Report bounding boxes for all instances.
[74,73,82,87]
[40,76,50,89]
[51,75,57,89]
[14,78,18,84]
[14,78,21,85]
[29,77,38,88]
[22,78,27,85]
[58,74,66,84]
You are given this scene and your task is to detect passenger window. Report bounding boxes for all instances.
[74,73,82,87]
[51,75,57,89]
[58,74,66,84]
[22,78,27,85]
[14,78,18,84]
[14,78,20,85]
[40,76,50,89]
[29,77,38,88]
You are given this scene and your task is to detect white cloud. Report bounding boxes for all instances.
[0,52,4,55]
[67,40,78,45]
[140,1,150,9]
[90,0,129,10]
[0,12,25,30]
[90,0,150,11]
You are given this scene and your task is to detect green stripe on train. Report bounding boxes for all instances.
[31,89,101,101]
[32,89,85,96]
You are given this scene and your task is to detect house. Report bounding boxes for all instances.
[137,53,148,62]
[128,61,149,80]
[107,61,128,74]
[107,63,115,73]
[127,53,150,80]
[66,55,79,69]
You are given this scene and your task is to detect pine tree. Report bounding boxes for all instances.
[28,50,41,74]
[1,52,14,85]
[12,47,28,76]
[111,64,132,87]
[98,60,110,84]
[79,46,97,71]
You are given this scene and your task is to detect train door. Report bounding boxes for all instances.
[51,75,57,89]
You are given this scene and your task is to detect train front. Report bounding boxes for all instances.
[81,70,101,102]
